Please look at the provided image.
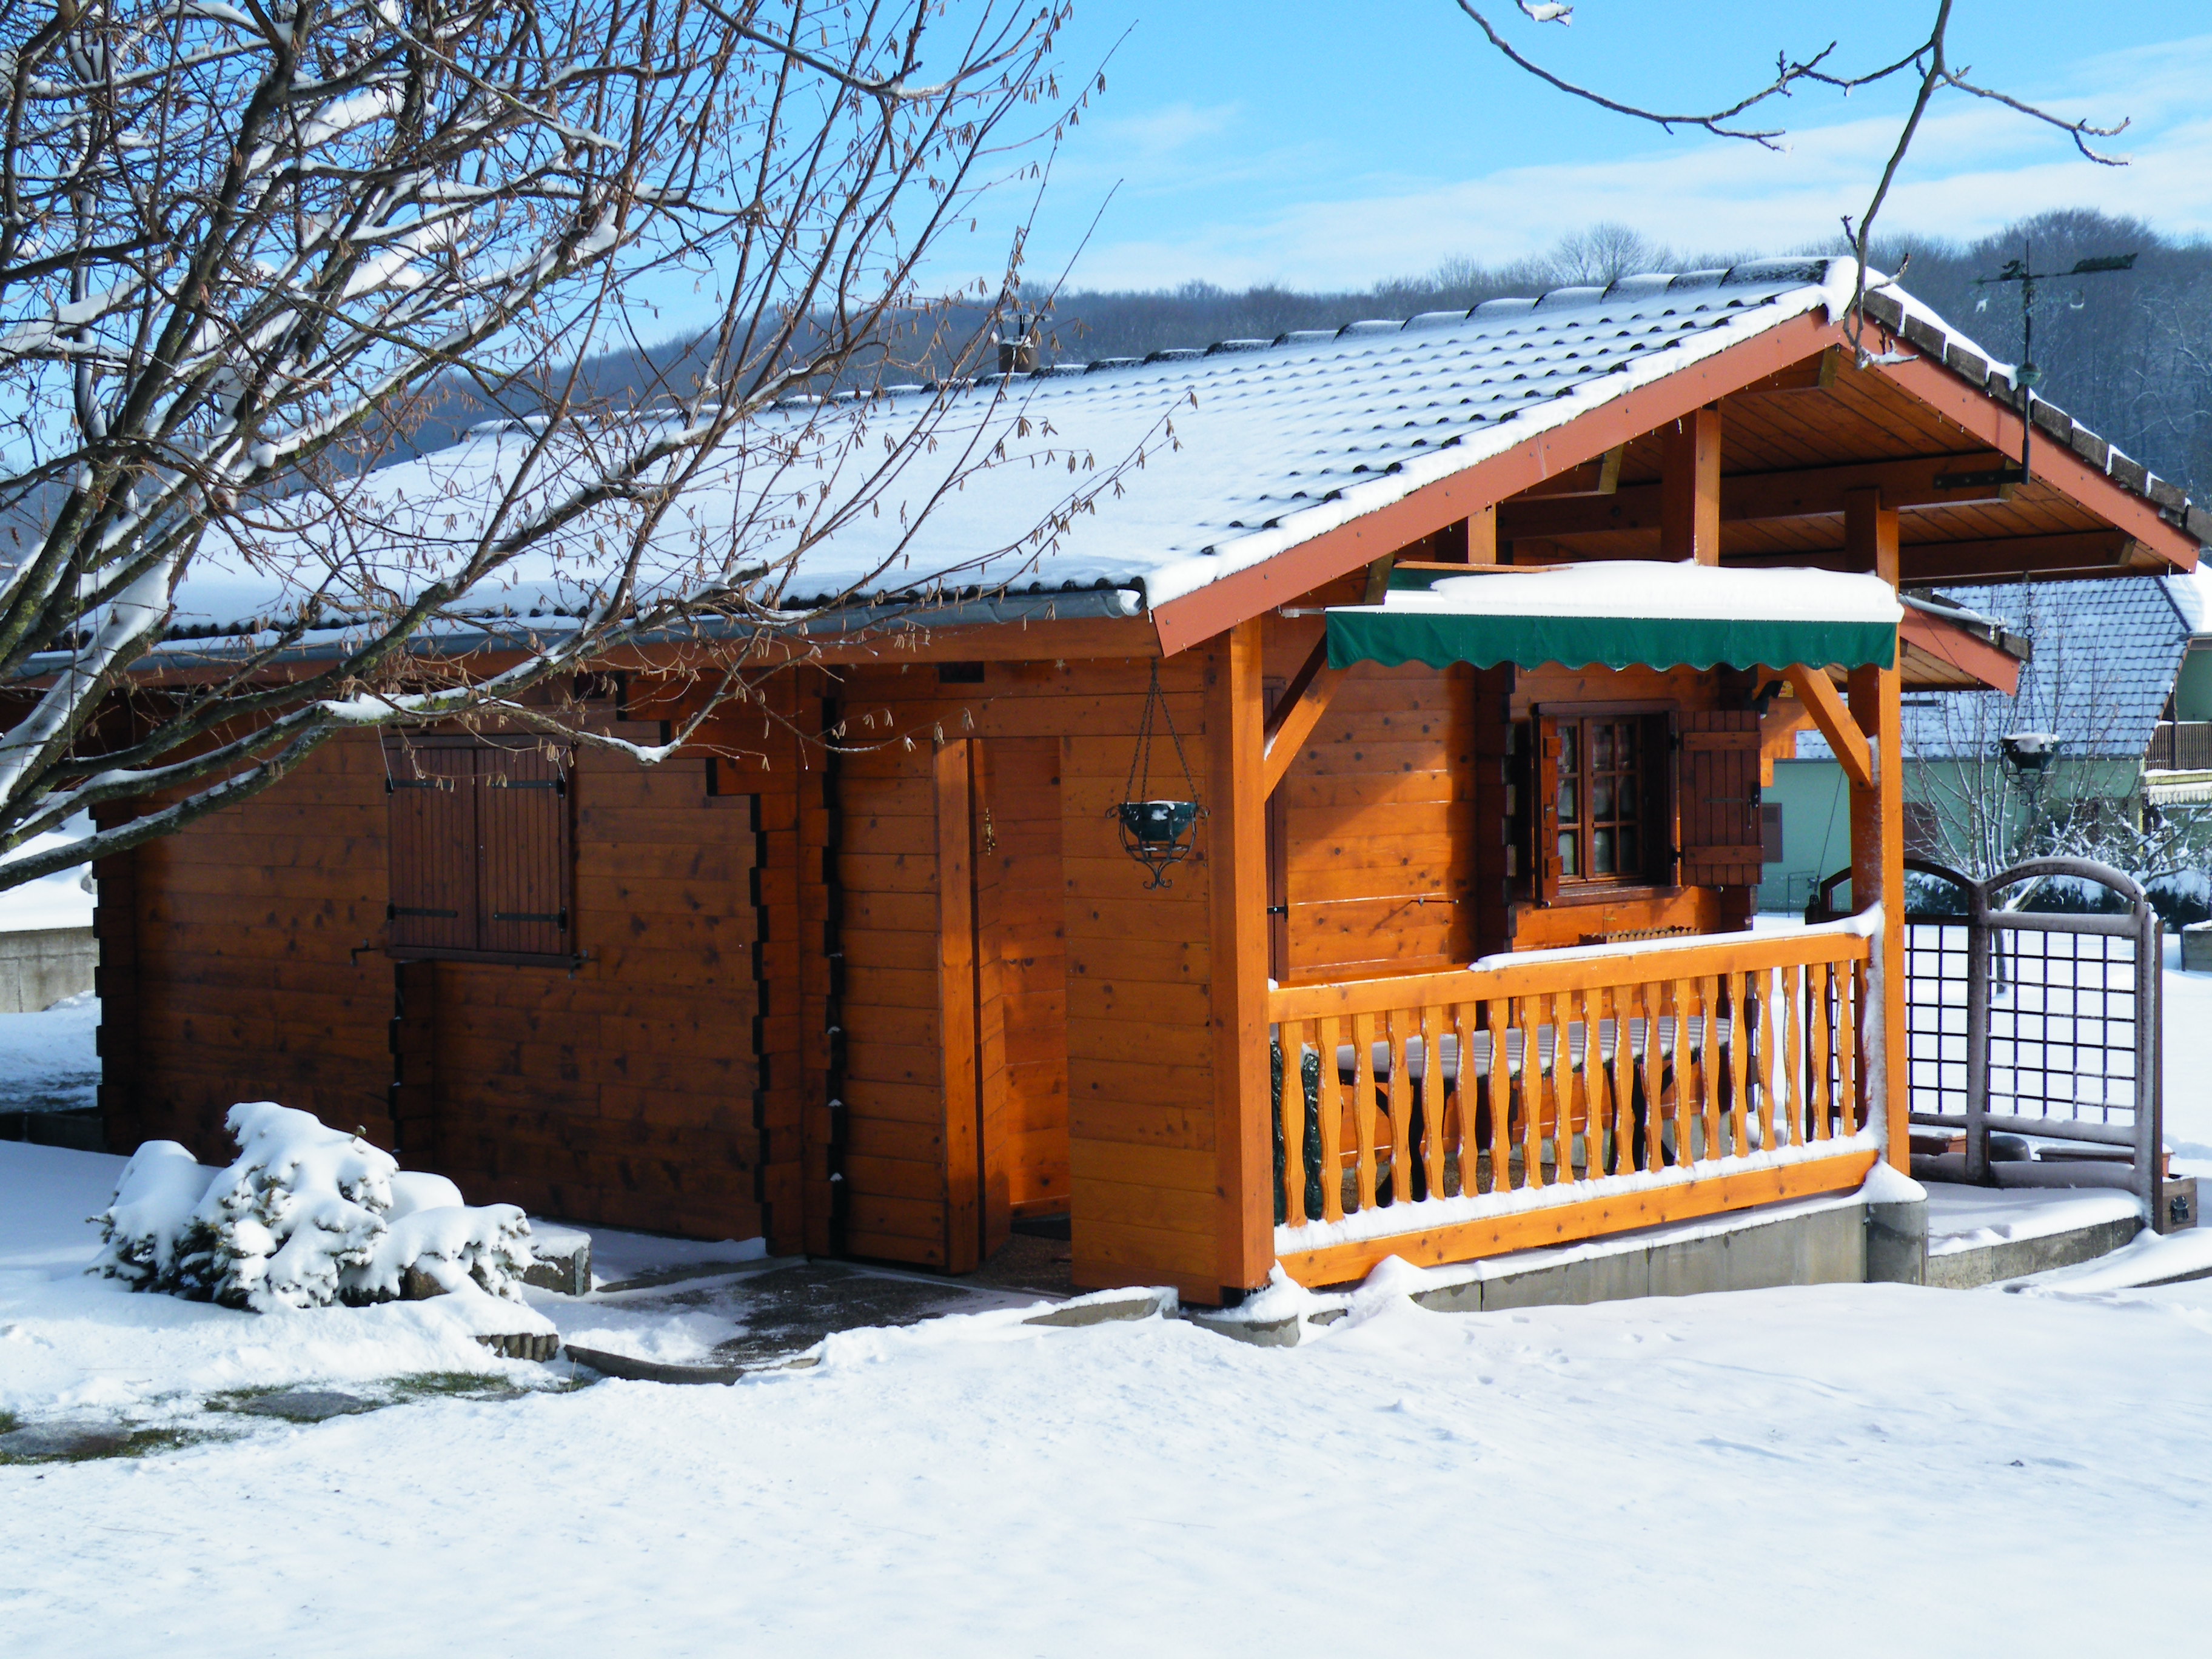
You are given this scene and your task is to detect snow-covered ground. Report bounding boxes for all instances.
[0,814,93,934]
[0,993,100,1111]
[3,1141,2212,1654]
[4,937,2212,1652]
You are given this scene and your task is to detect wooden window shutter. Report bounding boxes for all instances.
[387,744,477,952]
[1533,720,1563,904]
[1678,711,1764,888]
[476,744,571,957]
[387,737,572,960]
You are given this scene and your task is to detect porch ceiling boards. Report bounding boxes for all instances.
[1496,342,2176,586]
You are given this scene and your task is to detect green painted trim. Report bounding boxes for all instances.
[1327,609,1897,673]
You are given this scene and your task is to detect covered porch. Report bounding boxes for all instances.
[1222,555,1911,1289]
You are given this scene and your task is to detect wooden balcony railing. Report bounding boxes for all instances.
[2148,722,2212,771]
[1267,923,1880,1284]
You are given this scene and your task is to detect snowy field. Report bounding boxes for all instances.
[4,947,2212,1653]
[5,1141,2212,1654]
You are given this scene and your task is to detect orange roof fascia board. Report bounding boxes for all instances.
[1148,309,1840,655]
[1869,352,2198,574]
[1899,606,2023,695]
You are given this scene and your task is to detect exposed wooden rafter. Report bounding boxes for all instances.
[1894,530,2142,584]
[1500,451,2017,540]
[1517,445,1624,499]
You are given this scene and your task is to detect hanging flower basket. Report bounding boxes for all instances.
[1118,799,1200,845]
[1114,665,1204,889]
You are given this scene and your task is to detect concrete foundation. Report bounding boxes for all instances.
[1428,1197,1876,1315]
[1194,1181,2165,1346]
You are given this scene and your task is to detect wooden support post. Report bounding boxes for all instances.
[1661,406,1723,565]
[1211,618,1274,1299]
[934,738,982,1272]
[1844,488,1909,1171]
[1469,506,1499,565]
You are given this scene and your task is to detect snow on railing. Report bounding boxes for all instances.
[1267,924,1877,1252]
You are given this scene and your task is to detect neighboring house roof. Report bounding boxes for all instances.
[1797,575,2197,765]
[53,255,2209,671]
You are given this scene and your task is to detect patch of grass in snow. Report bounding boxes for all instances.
[203,1384,348,1415]
[0,1409,18,1436]
[389,1369,591,1403]
[0,1423,212,1466]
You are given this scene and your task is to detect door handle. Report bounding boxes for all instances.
[980,805,997,855]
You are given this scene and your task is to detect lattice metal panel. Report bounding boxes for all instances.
[1986,923,2144,1128]
[1903,919,1972,1126]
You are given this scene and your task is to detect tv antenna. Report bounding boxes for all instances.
[1972,243,2137,484]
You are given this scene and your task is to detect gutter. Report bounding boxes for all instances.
[16,587,1145,680]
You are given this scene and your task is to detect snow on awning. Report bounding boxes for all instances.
[2144,771,2212,808]
[1326,561,1902,673]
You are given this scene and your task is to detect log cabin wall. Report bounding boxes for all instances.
[401,736,771,1241]
[1262,614,1476,984]
[1262,608,1757,977]
[93,683,810,1253]
[829,651,1220,1298]
[97,734,401,1158]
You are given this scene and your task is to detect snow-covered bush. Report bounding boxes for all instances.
[92,1141,219,1294]
[388,1171,465,1217]
[94,1103,535,1312]
[349,1205,536,1303]
[193,1102,397,1311]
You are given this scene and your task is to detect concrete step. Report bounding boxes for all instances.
[1923,1186,2148,1289]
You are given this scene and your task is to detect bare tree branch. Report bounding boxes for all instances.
[0,0,1161,888]
[1452,1,2133,361]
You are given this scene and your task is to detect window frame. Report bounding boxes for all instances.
[1532,700,1678,905]
[384,734,577,967]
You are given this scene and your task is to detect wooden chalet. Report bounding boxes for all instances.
[80,260,2205,1303]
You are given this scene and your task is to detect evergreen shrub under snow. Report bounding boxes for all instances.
[93,1102,535,1312]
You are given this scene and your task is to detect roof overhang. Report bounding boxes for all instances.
[1324,561,1899,674]
[1150,310,1842,655]
[1897,594,2028,694]
[1149,304,2202,657]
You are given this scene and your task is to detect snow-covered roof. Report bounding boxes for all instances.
[122,255,2207,663]
[1799,576,2196,765]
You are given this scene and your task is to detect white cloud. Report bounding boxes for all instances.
[1054,33,2212,291]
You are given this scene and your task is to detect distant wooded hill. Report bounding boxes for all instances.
[375,209,2212,505]
[1030,210,2212,503]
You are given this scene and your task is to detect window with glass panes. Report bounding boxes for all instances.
[1540,712,1664,894]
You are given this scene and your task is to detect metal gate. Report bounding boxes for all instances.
[1815,857,2167,1223]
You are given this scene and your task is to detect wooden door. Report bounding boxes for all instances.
[970,738,1069,1258]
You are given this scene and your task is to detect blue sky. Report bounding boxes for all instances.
[979,1,2212,293]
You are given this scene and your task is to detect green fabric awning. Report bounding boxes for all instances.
[1326,561,1900,673]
